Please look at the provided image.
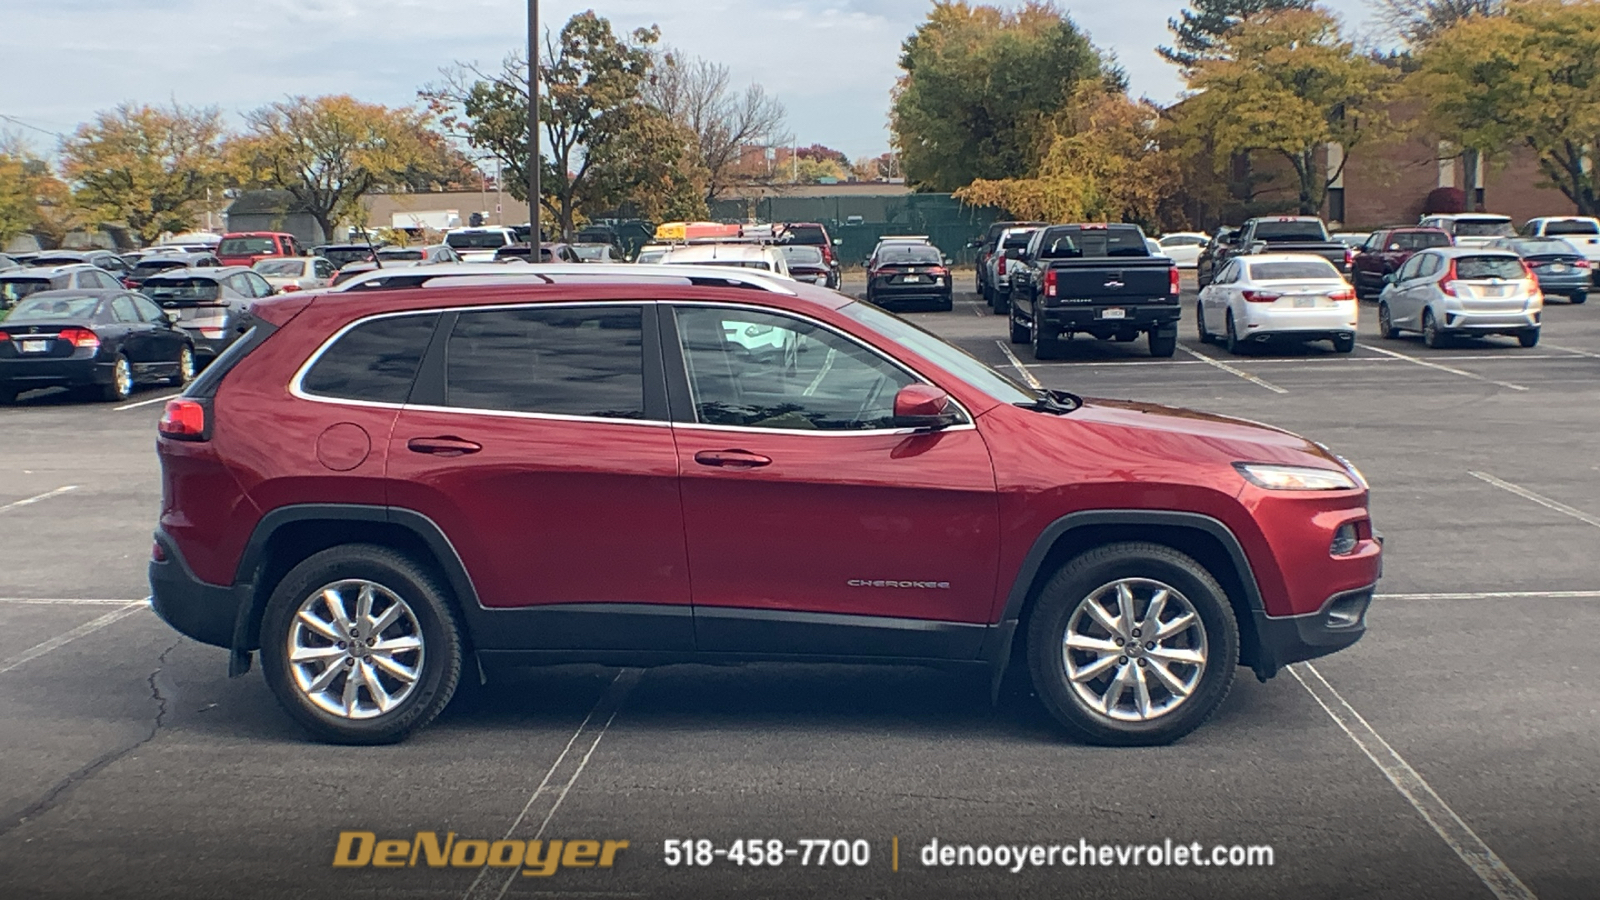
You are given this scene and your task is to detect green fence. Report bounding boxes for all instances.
[709,193,999,266]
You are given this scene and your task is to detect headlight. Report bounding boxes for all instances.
[1234,462,1358,491]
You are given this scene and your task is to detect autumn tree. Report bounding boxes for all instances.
[1180,10,1393,215]
[59,103,228,243]
[1415,0,1600,215]
[955,87,1174,226]
[1159,0,1313,68]
[424,12,707,238]
[644,50,786,204]
[228,96,440,241]
[891,2,1108,191]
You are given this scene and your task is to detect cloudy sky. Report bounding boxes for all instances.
[3,0,1384,162]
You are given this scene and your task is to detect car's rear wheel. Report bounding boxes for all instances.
[100,355,133,402]
[1148,329,1177,357]
[168,345,195,386]
[260,544,463,744]
[939,293,954,312]
[1518,328,1540,348]
[1026,542,1238,746]
[1569,291,1586,305]
[1195,302,1211,344]
[1224,311,1243,355]
[1422,309,1447,348]
[1378,302,1400,339]
[1332,333,1356,354]
[1031,317,1061,360]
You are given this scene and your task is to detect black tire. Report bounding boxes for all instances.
[1009,307,1030,344]
[1518,328,1540,348]
[167,345,196,387]
[1025,542,1239,746]
[1224,311,1243,355]
[1378,301,1400,339]
[1031,317,1061,360]
[1332,333,1356,354]
[1195,302,1211,344]
[259,544,464,745]
[0,386,16,404]
[1569,291,1586,305]
[100,354,133,402]
[992,289,1009,315]
[1148,329,1177,358]
[1422,308,1447,349]
[940,293,954,312]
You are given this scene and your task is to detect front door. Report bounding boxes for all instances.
[386,303,693,653]
[665,304,1000,659]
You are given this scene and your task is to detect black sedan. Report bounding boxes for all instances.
[778,245,833,287]
[864,242,953,311]
[1485,237,1591,304]
[0,290,194,403]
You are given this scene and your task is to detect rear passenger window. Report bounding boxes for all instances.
[301,313,439,403]
[445,306,645,419]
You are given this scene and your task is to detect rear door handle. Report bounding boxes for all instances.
[694,449,772,469]
[407,436,482,456]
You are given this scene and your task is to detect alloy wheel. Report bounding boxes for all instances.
[1061,577,1208,723]
[287,579,425,720]
[113,357,132,398]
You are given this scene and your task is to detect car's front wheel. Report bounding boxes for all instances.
[1026,542,1239,746]
[260,545,463,744]
[168,345,196,386]
[1378,301,1400,339]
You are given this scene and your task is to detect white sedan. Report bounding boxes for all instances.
[253,257,337,293]
[1196,253,1358,354]
[1157,232,1210,269]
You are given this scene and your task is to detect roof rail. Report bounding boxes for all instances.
[329,262,798,295]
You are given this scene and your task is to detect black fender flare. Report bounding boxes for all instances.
[984,509,1266,700]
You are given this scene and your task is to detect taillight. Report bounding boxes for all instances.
[930,266,948,277]
[1044,269,1057,298]
[278,283,302,293]
[1169,266,1181,295]
[1576,259,1592,269]
[1242,290,1282,303]
[159,398,207,441]
[1440,259,1461,296]
[1344,247,1355,268]
[1328,288,1356,301]
[57,327,101,350]
[123,278,137,288]
[997,257,1007,276]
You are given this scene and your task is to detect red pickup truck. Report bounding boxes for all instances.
[1350,227,1452,300]
[216,232,304,268]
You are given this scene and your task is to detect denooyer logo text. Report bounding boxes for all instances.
[333,831,629,877]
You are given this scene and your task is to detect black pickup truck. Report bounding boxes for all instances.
[1007,223,1181,358]
[1222,216,1352,280]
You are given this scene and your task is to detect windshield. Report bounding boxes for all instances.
[378,249,425,261]
[1001,230,1037,249]
[876,245,942,265]
[837,301,1034,405]
[1389,231,1451,251]
[446,231,511,250]
[571,245,610,261]
[1039,227,1148,258]
[218,237,277,256]
[1253,220,1329,241]
[1249,261,1341,281]
[8,296,100,320]
[0,279,51,306]
[323,248,373,267]
[1542,219,1599,236]
[1454,256,1526,279]
[254,259,307,277]
[1454,219,1514,237]
[140,279,221,303]
[636,249,669,264]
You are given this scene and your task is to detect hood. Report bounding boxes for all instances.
[1067,398,1341,468]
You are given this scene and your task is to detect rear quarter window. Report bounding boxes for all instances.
[300,313,441,404]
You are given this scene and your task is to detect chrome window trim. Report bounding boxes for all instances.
[665,300,976,434]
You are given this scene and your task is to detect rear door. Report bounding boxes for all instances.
[386,302,694,653]
[665,303,1000,659]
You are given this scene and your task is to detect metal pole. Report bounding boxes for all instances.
[527,0,540,242]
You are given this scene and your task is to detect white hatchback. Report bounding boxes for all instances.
[1197,253,1357,354]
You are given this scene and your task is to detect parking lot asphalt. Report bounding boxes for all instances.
[2,271,1597,899]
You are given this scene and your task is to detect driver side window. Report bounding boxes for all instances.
[673,306,918,432]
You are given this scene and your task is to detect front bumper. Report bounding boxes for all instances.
[1040,302,1181,333]
[149,530,247,650]
[1250,585,1372,678]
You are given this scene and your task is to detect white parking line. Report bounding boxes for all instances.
[113,391,180,411]
[1179,346,1288,393]
[1546,343,1600,359]
[994,341,1044,390]
[1378,590,1600,600]
[1290,663,1537,900]
[0,597,144,605]
[462,667,642,900]
[1469,471,1600,529]
[0,485,78,515]
[0,601,147,674]
[1363,345,1529,391]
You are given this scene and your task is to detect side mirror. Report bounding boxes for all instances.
[1382,273,1397,285]
[163,311,179,325]
[833,238,843,247]
[892,384,960,430]
[942,256,953,266]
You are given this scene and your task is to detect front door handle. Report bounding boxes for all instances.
[694,449,772,469]
[407,436,482,457]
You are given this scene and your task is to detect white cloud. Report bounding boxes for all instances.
[2,0,1380,161]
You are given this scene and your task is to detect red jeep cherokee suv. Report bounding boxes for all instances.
[150,266,1380,746]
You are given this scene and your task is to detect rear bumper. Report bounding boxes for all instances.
[1238,304,1358,339]
[1532,273,1589,293]
[1250,584,1373,677]
[870,282,952,305]
[1041,302,1181,332]
[1439,308,1539,332]
[149,530,246,649]
[0,357,114,390]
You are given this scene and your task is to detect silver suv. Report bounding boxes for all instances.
[1377,247,1542,348]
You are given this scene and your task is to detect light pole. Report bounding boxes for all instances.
[527,0,540,243]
